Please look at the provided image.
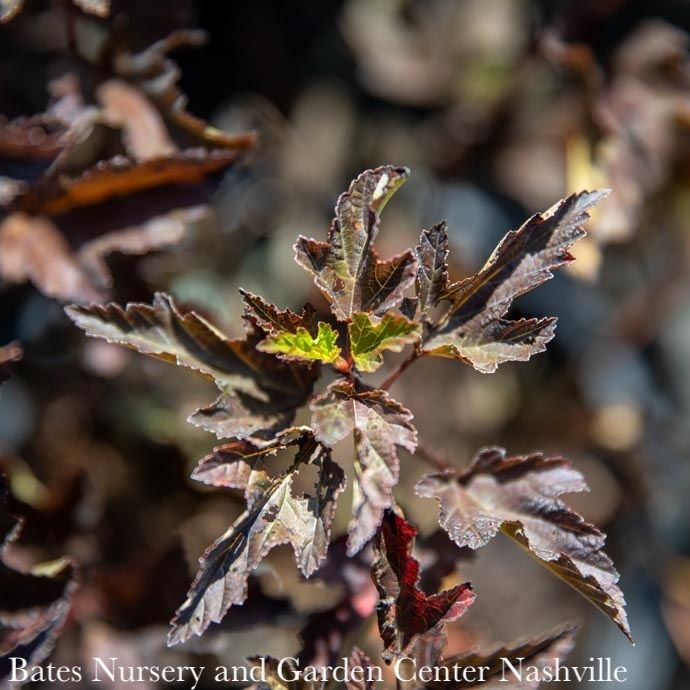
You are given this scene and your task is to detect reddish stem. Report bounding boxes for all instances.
[380,350,420,390]
[415,442,452,471]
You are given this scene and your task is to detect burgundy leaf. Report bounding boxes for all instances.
[311,380,417,554]
[416,446,631,641]
[66,293,318,442]
[294,166,416,320]
[168,429,345,645]
[424,191,607,372]
[372,511,474,664]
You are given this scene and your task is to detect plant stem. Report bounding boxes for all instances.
[380,350,420,390]
[416,441,452,471]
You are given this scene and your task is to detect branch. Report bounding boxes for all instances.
[380,350,421,390]
[415,442,452,471]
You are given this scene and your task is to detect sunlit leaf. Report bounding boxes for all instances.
[0,0,109,24]
[414,221,449,318]
[73,0,110,18]
[295,166,416,320]
[349,311,420,373]
[311,380,417,555]
[66,293,318,441]
[9,148,241,217]
[416,446,631,641]
[423,191,607,372]
[191,426,311,488]
[260,322,342,365]
[96,79,176,161]
[241,290,342,365]
[168,429,345,645]
[0,0,23,23]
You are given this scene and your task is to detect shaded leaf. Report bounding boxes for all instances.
[311,380,417,555]
[0,207,205,304]
[349,312,420,373]
[295,166,416,320]
[113,29,257,151]
[247,656,323,690]
[241,289,318,334]
[0,0,22,23]
[0,477,77,686]
[0,342,22,387]
[76,206,207,290]
[66,293,318,441]
[372,511,474,664]
[0,213,105,304]
[298,537,374,667]
[9,148,241,217]
[345,648,377,690]
[0,115,68,160]
[415,446,631,641]
[429,624,578,689]
[424,191,607,372]
[168,429,345,645]
[415,221,449,317]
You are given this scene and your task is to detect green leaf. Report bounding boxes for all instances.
[311,380,417,554]
[349,312,420,373]
[295,166,417,320]
[424,190,608,373]
[259,322,341,364]
[241,289,342,365]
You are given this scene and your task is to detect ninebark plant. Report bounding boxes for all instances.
[67,166,631,674]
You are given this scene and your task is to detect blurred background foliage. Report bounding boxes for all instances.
[1,0,690,687]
